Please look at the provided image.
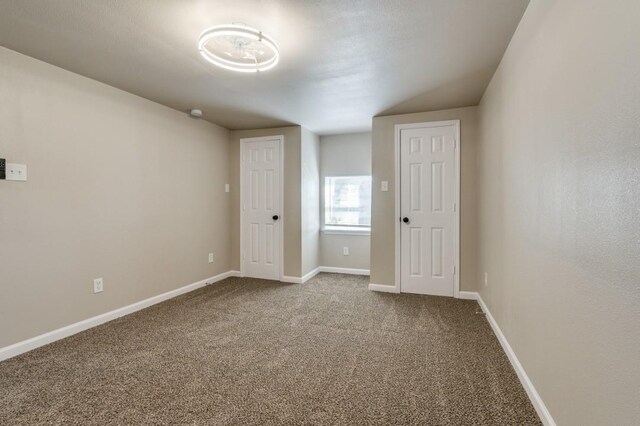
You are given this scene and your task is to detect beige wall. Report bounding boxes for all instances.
[370,107,478,291]
[229,127,302,278]
[476,1,640,424]
[301,128,320,276]
[0,47,232,348]
[320,132,371,270]
[321,236,370,271]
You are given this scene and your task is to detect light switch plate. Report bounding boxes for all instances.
[381,181,388,191]
[225,183,230,193]
[6,163,27,181]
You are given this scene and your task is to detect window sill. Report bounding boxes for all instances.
[321,227,371,236]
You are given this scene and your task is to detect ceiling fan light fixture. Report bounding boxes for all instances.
[198,24,279,73]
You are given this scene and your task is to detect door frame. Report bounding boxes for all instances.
[394,120,461,298]
[239,135,285,281]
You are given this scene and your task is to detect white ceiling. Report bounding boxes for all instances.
[0,0,529,135]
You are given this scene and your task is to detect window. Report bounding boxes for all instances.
[324,176,371,232]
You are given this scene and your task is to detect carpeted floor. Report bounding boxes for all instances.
[0,273,541,425]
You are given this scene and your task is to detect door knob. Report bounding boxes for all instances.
[402,217,410,224]
[272,215,280,221]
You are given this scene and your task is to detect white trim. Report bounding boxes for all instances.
[321,227,371,236]
[394,123,401,294]
[239,135,285,282]
[281,267,370,284]
[368,283,400,293]
[476,294,556,426]
[457,291,479,300]
[394,120,461,298]
[0,270,241,362]
[320,266,370,275]
[453,121,461,298]
[301,267,321,283]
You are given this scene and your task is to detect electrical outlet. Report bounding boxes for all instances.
[6,163,27,181]
[93,278,103,294]
[381,181,388,192]
[484,272,488,287]
[343,247,349,256]
[208,253,214,263]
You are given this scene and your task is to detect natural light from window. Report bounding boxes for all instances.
[324,176,371,233]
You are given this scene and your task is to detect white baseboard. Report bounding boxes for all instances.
[370,288,479,300]
[0,270,240,362]
[283,266,371,285]
[476,293,556,426]
[319,266,370,276]
[457,291,479,300]
[369,288,481,300]
[368,283,400,293]
[301,267,321,283]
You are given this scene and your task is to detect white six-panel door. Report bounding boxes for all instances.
[241,137,282,281]
[400,123,457,296]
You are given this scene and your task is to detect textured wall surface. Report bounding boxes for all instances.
[0,47,232,347]
[370,107,479,291]
[476,0,640,424]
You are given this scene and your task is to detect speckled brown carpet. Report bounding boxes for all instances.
[0,273,541,425]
